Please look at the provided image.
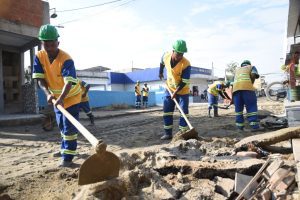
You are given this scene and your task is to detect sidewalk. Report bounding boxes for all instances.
[0,114,43,127]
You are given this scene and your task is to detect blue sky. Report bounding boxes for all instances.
[45,0,289,78]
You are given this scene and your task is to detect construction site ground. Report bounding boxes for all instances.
[0,98,286,200]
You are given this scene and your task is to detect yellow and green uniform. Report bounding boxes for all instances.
[233,65,260,130]
[135,83,141,108]
[79,80,89,102]
[160,52,191,135]
[32,49,80,161]
[207,81,224,112]
[142,86,149,107]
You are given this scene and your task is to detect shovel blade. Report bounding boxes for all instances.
[78,151,120,185]
[171,128,199,142]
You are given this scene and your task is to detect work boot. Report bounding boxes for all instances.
[213,110,219,117]
[88,113,95,126]
[160,134,172,140]
[58,160,73,168]
[208,109,212,118]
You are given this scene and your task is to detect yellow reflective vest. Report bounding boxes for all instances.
[35,50,81,108]
[208,81,224,96]
[232,65,255,93]
[163,52,190,95]
[143,87,149,97]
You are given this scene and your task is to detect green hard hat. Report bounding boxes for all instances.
[172,39,187,53]
[38,24,60,41]
[241,60,251,67]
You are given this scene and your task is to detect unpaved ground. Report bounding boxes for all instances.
[0,99,285,199]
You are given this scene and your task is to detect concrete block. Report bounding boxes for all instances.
[292,139,300,162]
[269,168,290,190]
[215,176,234,197]
[264,159,284,179]
[234,173,258,199]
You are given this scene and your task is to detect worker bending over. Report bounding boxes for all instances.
[207,81,231,118]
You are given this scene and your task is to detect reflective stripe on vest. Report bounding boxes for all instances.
[164,52,190,95]
[232,65,255,93]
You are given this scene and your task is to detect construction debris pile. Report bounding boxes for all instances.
[73,127,300,200]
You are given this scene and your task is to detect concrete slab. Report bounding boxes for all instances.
[234,173,258,199]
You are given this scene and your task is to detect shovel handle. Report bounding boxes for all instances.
[166,86,193,129]
[52,99,99,147]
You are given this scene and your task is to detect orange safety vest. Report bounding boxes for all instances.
[79,80,89,102]
[36,49,81,108]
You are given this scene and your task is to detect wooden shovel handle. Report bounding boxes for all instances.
[52,99,99,147]
[165,86,193,129]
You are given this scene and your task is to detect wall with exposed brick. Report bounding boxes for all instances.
[0,0,46,27]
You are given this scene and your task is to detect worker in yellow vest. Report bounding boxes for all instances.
[159,40,191,140]
[207,81,231,117]
[79,79,94,125]
[135,80,141,109]
[142,83,149,108]
[233,60,264,132]
[32,24,81,167]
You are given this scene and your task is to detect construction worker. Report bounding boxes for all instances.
[207,81,231,118]
[159,39,191,140]
[32,24,81,167]
[79,79,95,126]
[135,80,141,109]
[232,60,263,132]
[142,83,149,108]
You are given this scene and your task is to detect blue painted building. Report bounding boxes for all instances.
[107,66,214,96]
[37,66,214,108]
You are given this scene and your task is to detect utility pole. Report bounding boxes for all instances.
[211,61,214,80]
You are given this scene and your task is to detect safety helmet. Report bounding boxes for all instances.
[38,24,60,41]
[241,60,251,67]
[144,83,147,85]
[172,40,187,53]
[137,80,140,83]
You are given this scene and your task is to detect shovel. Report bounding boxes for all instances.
[165,86,199,141]
[52,99,120,185]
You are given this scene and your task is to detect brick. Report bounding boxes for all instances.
[264,159,284,179]
[269,168,290,190]
[275,171,295,191]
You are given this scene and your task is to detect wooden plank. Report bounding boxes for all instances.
[292,139,300,162]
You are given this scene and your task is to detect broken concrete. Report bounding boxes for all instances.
[235,127,300,148]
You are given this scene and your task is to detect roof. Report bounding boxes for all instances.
[109,66,212,84]
[78,66,110,72]
[287,0,300,37]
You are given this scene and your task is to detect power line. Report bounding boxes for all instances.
[57,0,124,12]
[57,0,137,25]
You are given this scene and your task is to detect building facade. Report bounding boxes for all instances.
[0,0,49,114]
